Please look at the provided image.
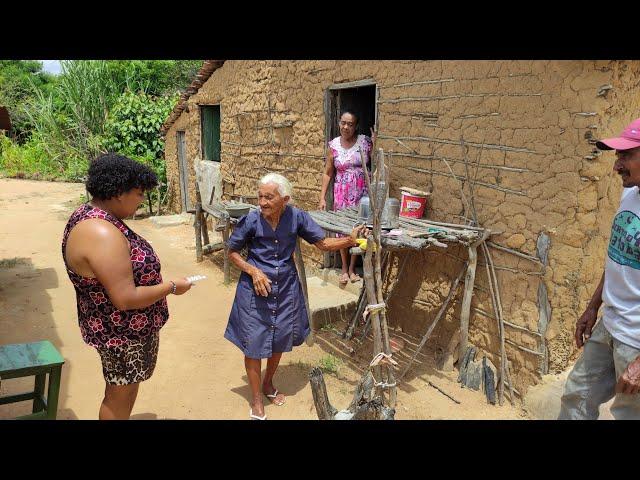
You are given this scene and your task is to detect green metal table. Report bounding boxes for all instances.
[0,341,65,420]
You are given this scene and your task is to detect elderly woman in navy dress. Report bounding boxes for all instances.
[224,173,367,420]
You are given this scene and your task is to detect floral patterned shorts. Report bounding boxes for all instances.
[96,331,160,385]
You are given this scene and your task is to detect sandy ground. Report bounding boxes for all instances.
[0,178,528,420]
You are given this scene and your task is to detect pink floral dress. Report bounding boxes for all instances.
[329,134,372,211]
[61,204,169,350]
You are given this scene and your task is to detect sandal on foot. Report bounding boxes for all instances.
[349,273,362,282]
[249,409,267,420]
[339,273,349,285]
[264,389,286,406]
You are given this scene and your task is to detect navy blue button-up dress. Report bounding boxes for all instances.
[224,205,326,359]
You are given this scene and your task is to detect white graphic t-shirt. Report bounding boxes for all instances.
[602,186,640,349]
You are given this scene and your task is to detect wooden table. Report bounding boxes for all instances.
[308,207,492,356]
[0,341,65,420]
[195,200,258,283]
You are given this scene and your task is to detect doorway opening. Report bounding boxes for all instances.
[323,81,377,270]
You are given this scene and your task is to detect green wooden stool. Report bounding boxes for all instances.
[0,341,65,420]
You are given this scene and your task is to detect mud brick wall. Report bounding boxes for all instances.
[164,60,639,395]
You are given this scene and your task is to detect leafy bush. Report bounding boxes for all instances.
[0,131,62,180]
[104,90,177,190]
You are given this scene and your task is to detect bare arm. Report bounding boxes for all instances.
[319,150,335,210]
[314,225,368,252]
[575,272,604,348]
[66,219,191,311]
[229,250,272,297]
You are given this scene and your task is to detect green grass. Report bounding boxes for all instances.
[318,354,343,375]
[0,258,28,268]
[293,360,312,371]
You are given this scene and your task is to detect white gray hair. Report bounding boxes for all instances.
[259,173,293,199]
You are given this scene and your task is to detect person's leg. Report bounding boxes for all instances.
[558,321,616,419]
[127,383,141,416]
[339,249,349,284]
[348,253,361,281]
[99,383,139,420]
[263,352,285,405]
[609,338,640,419]
[245,356,264,417]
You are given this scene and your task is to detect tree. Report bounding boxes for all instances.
[0,61,57,143]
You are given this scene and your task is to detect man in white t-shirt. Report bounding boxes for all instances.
[559,118,640,419]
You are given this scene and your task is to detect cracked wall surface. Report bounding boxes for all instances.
[164,60,639,395]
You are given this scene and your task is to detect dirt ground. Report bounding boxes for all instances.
[0,178,528,420]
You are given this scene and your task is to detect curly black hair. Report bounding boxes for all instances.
[86,153,158,200]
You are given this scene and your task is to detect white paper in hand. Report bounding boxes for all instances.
[186,275,207,283]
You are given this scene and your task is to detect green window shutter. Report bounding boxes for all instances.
[201,105,221,162]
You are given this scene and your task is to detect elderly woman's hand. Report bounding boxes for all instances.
[349,224,369,245]
[250,267,272,297]
[318,198,327,211]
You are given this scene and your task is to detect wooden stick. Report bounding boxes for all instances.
[404,166,527,196]
[344,287,366,340]
[399,262,467,380]
[373,180,397,405]
[309,367,338,420]
[427,380,461,404]
[481,242,505,405]
[379,78,455,89]
[222,217,231,284]
[505,359,516,406]
[505,339,545,357]
[483,242,509,405]
[377,93,543,104]
[195,202,203,263]
[487,241,544,266]
[459,242,480,357]
[294,238,314,346]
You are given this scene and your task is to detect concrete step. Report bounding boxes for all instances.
[306,276,360,330]
[306,265,364,296]
[149,213,193,228]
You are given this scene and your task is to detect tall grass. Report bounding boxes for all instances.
[22,61,123,180]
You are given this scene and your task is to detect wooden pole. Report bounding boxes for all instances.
[309,367,338,420]
[222,216,231,284]
[459,243,479,357]
[294,238,314,347]
[195,202,203,263]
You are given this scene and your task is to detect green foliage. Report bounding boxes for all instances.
[105,60,203,96]
[1,60,204,185]
[0,60,57,143]
[318,354,343,375]
[104,90,178,188]
[0,131,62,180]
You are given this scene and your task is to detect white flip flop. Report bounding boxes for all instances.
[249,408,267,420]
[265,389,286,406]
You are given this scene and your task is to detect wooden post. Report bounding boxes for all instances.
[222,216,231,283]
[459,243,479,357]
[201,210,210,247]
[309,367,338,420]
[195,202,203,263]
[294,238,314,346]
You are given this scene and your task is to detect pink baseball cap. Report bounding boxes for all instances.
[596,118,640,151]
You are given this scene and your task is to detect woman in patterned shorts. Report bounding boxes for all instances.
[62,153,193,419]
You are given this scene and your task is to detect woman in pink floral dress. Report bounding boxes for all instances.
[319,111,375,284]
[62,153,193,419]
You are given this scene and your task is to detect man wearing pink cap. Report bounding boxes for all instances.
[559,118,640,419]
